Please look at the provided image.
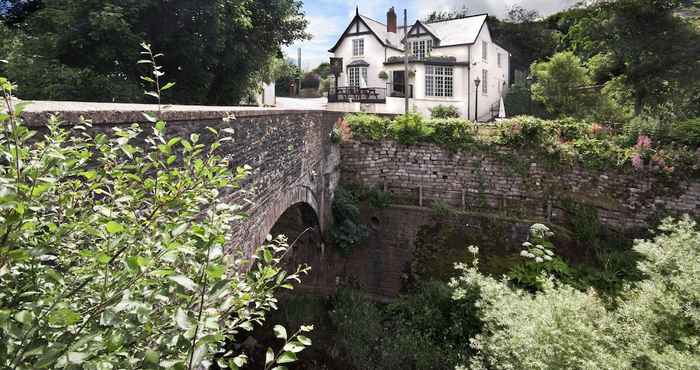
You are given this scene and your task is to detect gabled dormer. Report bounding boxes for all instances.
[403,21,440,59]
[328,7,403,53]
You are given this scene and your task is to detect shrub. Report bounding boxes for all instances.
[344,113,389,140]
[427,118,478,151]
[389,113,432,145]
[330,282,480,370]
[330,186,368,255]
[571,137,626,170]
[364,186,392,208]
[668,117,700,146]
[328,289,383,369]
[0,46,310,369]
[453,217,700,369]
[430,104,460,119]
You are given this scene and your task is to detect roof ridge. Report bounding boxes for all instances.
[424,12,488,24]
[359,14,386,26]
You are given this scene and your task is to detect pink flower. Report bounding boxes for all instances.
[632,153,643,169]
[636,135,652,150]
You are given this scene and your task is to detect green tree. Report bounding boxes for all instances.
[530,51,594,117]
[453,217,700,369]
[567,0,700,115]
[274,58,302,97]
[311,62,331,79]
[488,7,561,74]
[3,0,309,104]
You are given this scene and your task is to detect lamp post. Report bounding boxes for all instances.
[474,77,481,122]
[526,75,533,115]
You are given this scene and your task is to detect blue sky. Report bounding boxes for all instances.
[284,0,578,70]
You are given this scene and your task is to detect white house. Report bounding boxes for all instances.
[327,7,510,121]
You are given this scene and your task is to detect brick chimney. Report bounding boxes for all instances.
[387,7,397,33]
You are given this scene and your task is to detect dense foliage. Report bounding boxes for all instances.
[329,186,368,256]
[453,217,700,369]
[429,104,461,119]
[344,113,479,151]
[329,282,480,370]
[530,52,594,118]
[0,51,311,369]
[345,112,700,175]
[0,0,308,104]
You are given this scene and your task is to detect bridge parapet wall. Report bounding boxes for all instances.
[21,102,342,256]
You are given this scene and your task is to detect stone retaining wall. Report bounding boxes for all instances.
[340,140,700,231]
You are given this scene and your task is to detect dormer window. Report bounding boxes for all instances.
[411,39,433,60]
[353,39,364,57]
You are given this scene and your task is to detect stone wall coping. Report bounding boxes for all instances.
[15,100,324,126]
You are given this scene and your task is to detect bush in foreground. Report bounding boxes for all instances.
[0,47,310,370]
[453,217,700,370]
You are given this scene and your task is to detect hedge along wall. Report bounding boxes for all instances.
[340,140,700,232]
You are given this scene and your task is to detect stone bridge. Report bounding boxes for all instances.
[22,102,343,258]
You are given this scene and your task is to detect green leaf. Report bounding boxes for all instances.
[232,354,247,367]
[265,347,274,365]
[271,366,288,370]
[277,352,298,364]
[155,120,166,131]
[283,341,305,353]
[14,310,34,325]
[168,275,198,291]
[143,112,157,123]
[300,325,314,332]
[48,308,81,327]
[273,325,287,340]
[66,351,88,365]
[144,349,160,364]
[105,221,125,234]
[263,248,273,264]
[297,335,312,346]
[171,223,188,237]
[175,308,191,330]
[161,82,176,91]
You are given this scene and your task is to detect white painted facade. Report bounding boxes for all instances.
[328,8,510,121]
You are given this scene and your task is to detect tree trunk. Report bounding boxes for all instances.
[634,95,643,116]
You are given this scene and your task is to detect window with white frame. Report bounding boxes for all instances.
[482,41,488,60]
[348,66,367,87]
[482,69,488,94]
[352,39,364,57]
[497,53,502,67]
[425,65,453,97]
[411,39,433,59]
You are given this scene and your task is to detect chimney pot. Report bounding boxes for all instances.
[387,7,397,33]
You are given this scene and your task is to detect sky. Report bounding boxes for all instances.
[284,0,579,70]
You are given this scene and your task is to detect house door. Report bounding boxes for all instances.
[392,71,405,97]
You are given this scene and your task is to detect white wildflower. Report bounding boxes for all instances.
[535,257,544,263]
[544,255,553,261]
